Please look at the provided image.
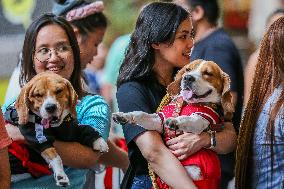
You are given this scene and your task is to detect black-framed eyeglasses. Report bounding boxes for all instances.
[34,44,72,63]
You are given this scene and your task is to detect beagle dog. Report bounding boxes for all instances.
[14,72,108,187]
[113,59,235,187]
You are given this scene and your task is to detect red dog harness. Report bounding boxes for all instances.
[154,97,221,189]
[8,141,52,177]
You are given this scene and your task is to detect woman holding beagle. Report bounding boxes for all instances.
[5,14,110,188]
[236,17,284,189]
[116,2,237,189]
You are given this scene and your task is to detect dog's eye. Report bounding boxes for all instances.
[185,68,191,72]
[203,71,213,76]
[55,89,63,95]
[34,93,43,98]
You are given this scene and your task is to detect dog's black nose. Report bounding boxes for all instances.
[45,104,57,113]
[184,75,195,83]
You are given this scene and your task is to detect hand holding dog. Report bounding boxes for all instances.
[166,132,210,161]
[5,123,25,141]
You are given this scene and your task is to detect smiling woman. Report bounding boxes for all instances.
[52,0,107,69]
[116,2,237,189]
[116,2,196,189]
[3,14,111,189]
[32,24,75,81]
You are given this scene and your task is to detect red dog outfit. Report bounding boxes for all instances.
[154,97,221,189]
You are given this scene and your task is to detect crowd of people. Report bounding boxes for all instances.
[0,0,283,189]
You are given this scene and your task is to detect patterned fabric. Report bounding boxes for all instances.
[66,1,104,21]
[252,86,284,188]
[76,95,110,141]
[153,102,221,189]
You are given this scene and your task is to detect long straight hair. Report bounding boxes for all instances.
[235,17,284,188]
[117,2,190,88]
[20,13,84,98]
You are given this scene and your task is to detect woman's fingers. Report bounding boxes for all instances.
[166,138,177,146]
[168,143,180,151]
[5,123,25,141]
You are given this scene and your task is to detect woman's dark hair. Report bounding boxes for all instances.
[187,0,219,26]
[20,13,84,98]
[53,0,107,40]
[117,2,190,87]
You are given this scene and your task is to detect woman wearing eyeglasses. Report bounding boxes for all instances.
[4,14,111,189]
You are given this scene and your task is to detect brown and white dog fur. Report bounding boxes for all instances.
[15,72,108,187]
[112,59,235,180]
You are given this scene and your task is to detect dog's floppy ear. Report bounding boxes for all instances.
[15,83,32,124]
[167,66,188,97]
[221,72,235,121]
[66,81,78,118]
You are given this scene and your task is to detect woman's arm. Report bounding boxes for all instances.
[6,123,25,141]
[53,141,102,168]
[0,147,10,189]
[210,122,237,154]
[135,130,197,189]
[167,122,237,160]
[6,123,103,168]
[77,95,130,170]
[98,139,129,172]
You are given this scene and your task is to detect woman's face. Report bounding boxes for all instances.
[77,27,106,69]
[155,18,194,68]
[33,24,74,80]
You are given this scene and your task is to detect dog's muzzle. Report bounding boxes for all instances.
[181,75,213,100]
[183,75,195,87]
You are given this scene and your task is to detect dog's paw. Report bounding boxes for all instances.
[54,171,70,187]
[93,137,109,153]
[112,112,130,125]
[165,118,179,130]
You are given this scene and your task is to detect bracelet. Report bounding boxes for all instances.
[157,112,165,134]
[207,130,216,149]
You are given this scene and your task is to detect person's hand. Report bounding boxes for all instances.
[5,123,25,141]
[166,132,210,161]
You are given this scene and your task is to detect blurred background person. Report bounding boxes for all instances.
[100,34,130,137]
[244,8,284,105]
[85,43,109,95]
[248,0,284,47]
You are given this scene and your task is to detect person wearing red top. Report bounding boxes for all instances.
[0,107,12,189]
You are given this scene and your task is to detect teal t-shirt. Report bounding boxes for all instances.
[102,34,130,86]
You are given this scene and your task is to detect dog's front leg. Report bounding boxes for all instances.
[41,147,70,187]
[93,137,109,153]
[112,111,163,133]
[165,114,210,134]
